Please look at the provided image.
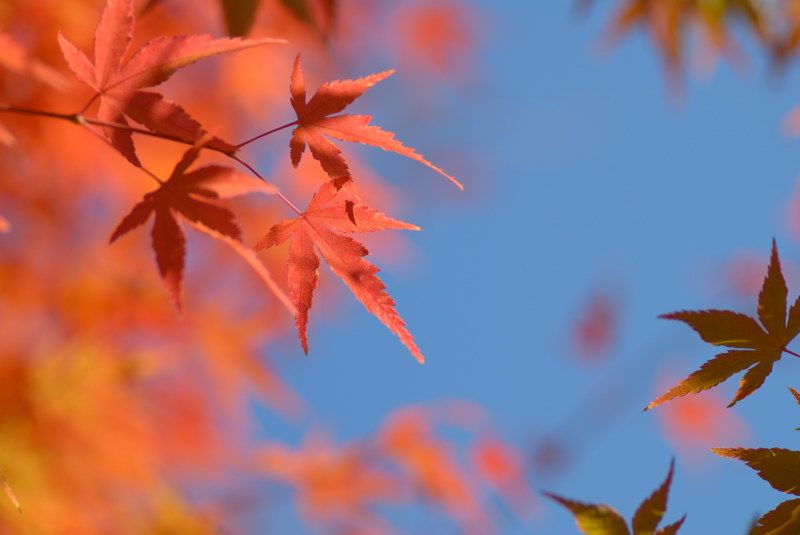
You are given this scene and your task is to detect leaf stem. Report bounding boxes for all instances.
[76,119,164,185]
[77,93,100,115]
[231,155,301,215]
[784,348,800,359]
[0,103,235,155]
[0,102,303,213]
[235,120,298,148]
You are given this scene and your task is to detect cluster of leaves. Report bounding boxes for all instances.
[549,241,800,534]
[50,0,463,360]
[584,0,800,79]
[259,405,535,533]
[0,0,512,532]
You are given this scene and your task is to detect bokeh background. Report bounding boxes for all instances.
[2,0,800,533]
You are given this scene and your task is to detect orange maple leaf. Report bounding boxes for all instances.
[471,437,535,515]
[379,408,486,525]
[255,177,423,361]
[647,240,800,410]
[57,0,284,165]
[259,436,399,523]
[288,54,463,189]
[110,141,279,309]
[596,0,765,78]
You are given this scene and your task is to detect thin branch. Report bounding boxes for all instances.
[0,103,236,156]
[231,155,302,215]
[235,120,298,148]
[0,102,304,214]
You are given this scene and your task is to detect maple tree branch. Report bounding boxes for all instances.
[0,102,236,155]
[0,102,305,214]
[235,120,298,148]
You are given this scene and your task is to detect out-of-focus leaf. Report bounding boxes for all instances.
[221,0,260,36]
[280,0,337,39]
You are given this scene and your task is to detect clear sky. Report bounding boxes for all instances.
[254,3,800,533]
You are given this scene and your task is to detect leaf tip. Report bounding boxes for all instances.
[709,447,731,458]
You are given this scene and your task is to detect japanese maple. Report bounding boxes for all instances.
[255,177,423,361]
[546,459,685,535]
[647,241,800,409]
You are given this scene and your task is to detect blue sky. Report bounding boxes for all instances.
[254,3,800,533]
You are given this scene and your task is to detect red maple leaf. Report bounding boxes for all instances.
[110,141,278,309]
[288,54,463,189]
[57,0,284,165]
[255,177,424,361]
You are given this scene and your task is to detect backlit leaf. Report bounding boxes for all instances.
[58,0,284,165]
[256,178,422,361]
[287,54,462,189]
[712,448,800,496]
[649,241,798,409]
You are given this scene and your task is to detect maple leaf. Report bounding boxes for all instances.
[110,140,279,309]
[379,407,486,525]
[259,435,399,523]
[713,447,800,534]
[592,0,766,77]
[280,0,338,40]
[0,32,68,147]
[255,177,423,361]
[647,240,800,410]
[471,437,535,515]
[287,54,463,189]
[571,289,619,362]
[790,387,800,431]
[545,459,685,535]
[57,0,284,166]
[220,0,259,36]
[0,33,68,92]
